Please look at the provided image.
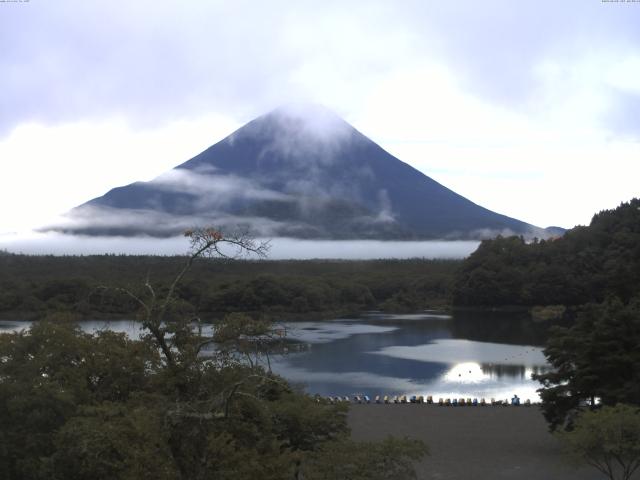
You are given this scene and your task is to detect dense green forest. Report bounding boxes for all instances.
[0,231,427,480]
[0,254,458,319]
[452,198,640,307]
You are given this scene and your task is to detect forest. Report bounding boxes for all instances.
[452,198,640,308]
[0,253,457,320]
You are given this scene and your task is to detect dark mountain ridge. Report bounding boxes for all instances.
[56,104,554,239]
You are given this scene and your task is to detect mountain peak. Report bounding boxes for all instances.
[263,102,345,123]
[53,106,545,240]
[229,102,356,147]
[268,101,341,118]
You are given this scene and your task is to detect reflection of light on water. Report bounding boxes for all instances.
[371,339,548,367]
[430,363,545,402]
[443,362,489,383]
[480,364,549,380]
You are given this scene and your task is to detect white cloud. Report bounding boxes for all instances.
[606,55,640,95]
[0,232,479,259]
[152,169,293,206]
[1,0,639,236]
[0,114,238,233]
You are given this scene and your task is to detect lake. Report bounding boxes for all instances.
[0,310,550,402]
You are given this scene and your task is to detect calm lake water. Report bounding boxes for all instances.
[0,310,550,402]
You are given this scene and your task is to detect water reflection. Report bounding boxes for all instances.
[451,309,550,346]
[79,319,145,339]
[270,311,551,401]
[444,362,489,383]
[371,339,546,367]
[481,363,548,380]
[442,362,547,385]
[0,319,217,340]
[1,310,551,401]
[281,321,398,344]
[0,320,33,333]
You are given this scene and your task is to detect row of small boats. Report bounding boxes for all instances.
[324,395,534,406]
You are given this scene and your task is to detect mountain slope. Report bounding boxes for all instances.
[57,104,550,239]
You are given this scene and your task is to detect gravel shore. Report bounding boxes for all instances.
[348,404,605,480]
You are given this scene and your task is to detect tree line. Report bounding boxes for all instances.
[0,254,457,319]
[452,198,640,307]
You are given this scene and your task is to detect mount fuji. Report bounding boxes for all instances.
[56,104,555,240]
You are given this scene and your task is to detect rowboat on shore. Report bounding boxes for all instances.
[324,393,538,406]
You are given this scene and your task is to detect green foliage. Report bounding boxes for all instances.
[0,256,458,318]
[557,404,640,480]
[534,298,640,430]
[530,304,566,322]
[0,319,159,479]
[0,311,371,480]
[453,198,640,307]
[301,436,428,480]
[51,400,177,480]
[213,313,284,369]
[0,232,427,479]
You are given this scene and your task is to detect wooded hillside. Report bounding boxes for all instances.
[452,198,640,307]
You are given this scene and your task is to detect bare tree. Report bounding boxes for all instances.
[107,228,269,369]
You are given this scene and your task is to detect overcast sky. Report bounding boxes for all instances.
[1,0,639,236]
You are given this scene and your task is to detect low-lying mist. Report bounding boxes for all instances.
[0,232,479,259]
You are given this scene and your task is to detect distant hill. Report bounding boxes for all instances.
[452,198,640,307]
[54,104,556,240]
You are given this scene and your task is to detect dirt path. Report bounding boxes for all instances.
[348,404,607,480]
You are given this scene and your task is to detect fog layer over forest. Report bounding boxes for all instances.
[0,232,479,259]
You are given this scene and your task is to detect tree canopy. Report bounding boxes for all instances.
[557,404,640,480]
[0,229,427,479]
[453,198,640,307]
[0,255,456,319]
[534,298,640,430]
